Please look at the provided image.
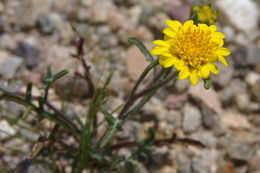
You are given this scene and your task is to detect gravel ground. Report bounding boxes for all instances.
[0,0,260,172]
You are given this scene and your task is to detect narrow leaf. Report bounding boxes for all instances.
[25,83,32,102]
[128,37,154,62]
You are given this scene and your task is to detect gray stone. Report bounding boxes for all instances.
[15,0,52,29]
[37,14,55,34]
[215,0,259,33]
[233,45,260,67]
[201,105,219,129]
[0,34,16,51]
[227,136,257,161]
[248,155,260,173]
[182,104,202,133]
[15,41,40,68]
[211,61,233,88]
[178,164,192,173]
[0,56,23,79]
[191,150,220,173]
[190,131,217,148]
[252,80,260,103]
[0,120,16,139]
[218,79,247,105]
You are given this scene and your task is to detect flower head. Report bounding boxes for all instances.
[151,20,230,86]
[192,4,218,25]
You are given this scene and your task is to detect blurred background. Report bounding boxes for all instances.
[0,0,260,172]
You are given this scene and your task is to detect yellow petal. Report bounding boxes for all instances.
[174,60,185,71]
[183,20,194,30]
[189,70,199,86]
[152,40,170,47]
[165,20,182,32]
[208,63,219,74]
[163,28,175,38]
[212,32,225,39]
[216,47,231,56]
[159,56,176,68]
[209,25,217,32]
[218,56,228,66]
[198,23,208,30]
[178,68,189,80]
[200,65,210,79]
[151,46,168,55]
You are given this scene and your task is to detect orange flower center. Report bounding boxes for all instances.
[171,27,218,68]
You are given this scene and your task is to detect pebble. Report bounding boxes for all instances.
[215,0,259,33]
[189,85,222,114]
[37,14,55,34]
[246,72,260,87]
[252,80,260,103]
[0,120,16,139]
[219,110,252,130]
[222,26,235,42]
[190,131,217,148]
[182,104,202,133]
[0,34,16,51]
[217,162,235,173]
[126,43,152,80]
[218,79,247,105]
[15,41,40,69]
[211,61,233,88]
[235,93,251,112]
[248,155,260,173]
[233,45,260,67]
[0,55,23,79]
[201,104,219,129]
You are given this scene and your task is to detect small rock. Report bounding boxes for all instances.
[0,34,16,51]
[190,131,217,148]
[220,110,251,130]
[165,94,187,110]
[178,164,192,173]
[42,45,90,99]
[215,0,259,33]
[0,55,23,79]
[218,79,247,105]
[211,61,233,88]
[37,14,55,34]
[252,80,260,103]
[15,41,40,69]
[191,150,219,173]
[222,26,235,42]
[235,93,251,112]
[15,0,51,29]
[189,85,222,114]
[182,104,202,133]
[0,15,9,33]
[227,141,256,161]
[147,12,169,32]
[246,72,260,87]
[248,155,260,173]
[217,162,235,173]
[175,79,189,93]
[92,0,116,23]
[77,7,92,22]
[233,45,260,67]
[0,120,16,139]
[167,3,190,23]
[201,105,219,129]
[128,5,142,26]
[126,43,152,80]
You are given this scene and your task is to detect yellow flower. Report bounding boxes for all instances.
[151,20,230,86]
[192,5,218,25]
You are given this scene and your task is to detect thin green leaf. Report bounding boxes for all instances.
[128,37,154,62]
[25,83,32,102]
